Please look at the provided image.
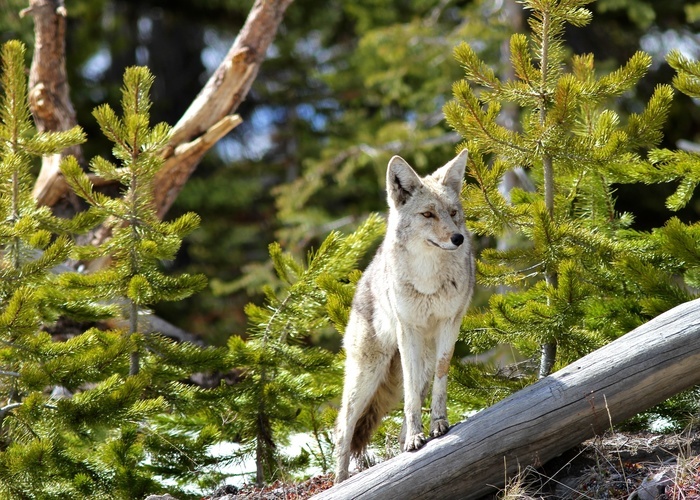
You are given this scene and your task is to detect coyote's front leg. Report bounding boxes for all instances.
[430,320,460,438]
[397,324,429,451]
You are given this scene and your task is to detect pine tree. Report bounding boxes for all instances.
[625,52,700,426]
[60,66,208,376]
[443,0,692,403]
[57,65,235,498]
[0,40,147,499]
[203,214,384,486]
[0,44,229,498]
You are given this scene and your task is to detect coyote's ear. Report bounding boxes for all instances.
[434,149,468,194]
[387,155,422,206]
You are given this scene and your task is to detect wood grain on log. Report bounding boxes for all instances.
[314,298,700,499]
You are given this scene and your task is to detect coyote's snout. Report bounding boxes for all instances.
[429,232,464,250]
[334,150,475,483]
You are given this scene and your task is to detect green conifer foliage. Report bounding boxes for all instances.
[444,0,691,401]
[214,214,384,486]
[56,66,235,497]
[0,40,144,499]
[631,52,700,320]
[0,45,228,497]
[60,66,208,376]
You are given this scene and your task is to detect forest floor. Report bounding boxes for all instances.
[213,430,700,499]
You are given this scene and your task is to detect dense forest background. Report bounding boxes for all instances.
[3,0,700,497]
[4,0,700,346]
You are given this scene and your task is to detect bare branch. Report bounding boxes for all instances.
[152,0,293,219]
[26,0,293,225]
[155,114,243,218]
[0,402,22,421]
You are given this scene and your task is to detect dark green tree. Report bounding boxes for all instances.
[60,66,208,375]
[136,215,382,492]
[211,214,383,486]
[0,40,157,499]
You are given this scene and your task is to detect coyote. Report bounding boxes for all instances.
[334,150,475,483]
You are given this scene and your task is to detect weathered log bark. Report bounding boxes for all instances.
[314,298,700,499]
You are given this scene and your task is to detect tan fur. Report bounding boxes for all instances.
[334,151,475,483]
[349,351,402,456]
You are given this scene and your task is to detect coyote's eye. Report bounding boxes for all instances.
[422,211,435,219]
[450,209,458,217]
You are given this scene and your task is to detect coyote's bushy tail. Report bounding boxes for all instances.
[350,350,403,456]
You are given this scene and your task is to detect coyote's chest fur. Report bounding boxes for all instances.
[388,245,471,329]
[334,150,475,484]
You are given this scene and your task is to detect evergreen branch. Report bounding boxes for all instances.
[60,157,121,217]
[446,85,529,156]
[93,104,129,155]
[510,34,539,93]
[453,42,500,89]
[140,421,203,471]
[624,84,674,149]
[468,158,517,232]
[0,401,57,431]
[596,51,651,98]
[478,257,545,286]
[668,49,700,98]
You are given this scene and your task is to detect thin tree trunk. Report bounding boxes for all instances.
[315,298,700,499]
[538,8,558,377]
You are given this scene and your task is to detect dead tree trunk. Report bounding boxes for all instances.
[24,0,293,225]
[314,298,700,499]
[20,0,293,339]
[153,0,293,220]
[22,0,83,210]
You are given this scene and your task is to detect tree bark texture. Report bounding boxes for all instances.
[314,298,700,499]
[23,0,83,208]
[25,0,293,223]
[154,0,294,219]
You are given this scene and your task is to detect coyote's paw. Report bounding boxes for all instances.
[403,432,427,452]
[430,418,450,438]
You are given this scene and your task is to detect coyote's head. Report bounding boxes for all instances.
[385,150,468,251]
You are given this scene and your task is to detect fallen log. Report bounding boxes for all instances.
[314,297,700,499]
